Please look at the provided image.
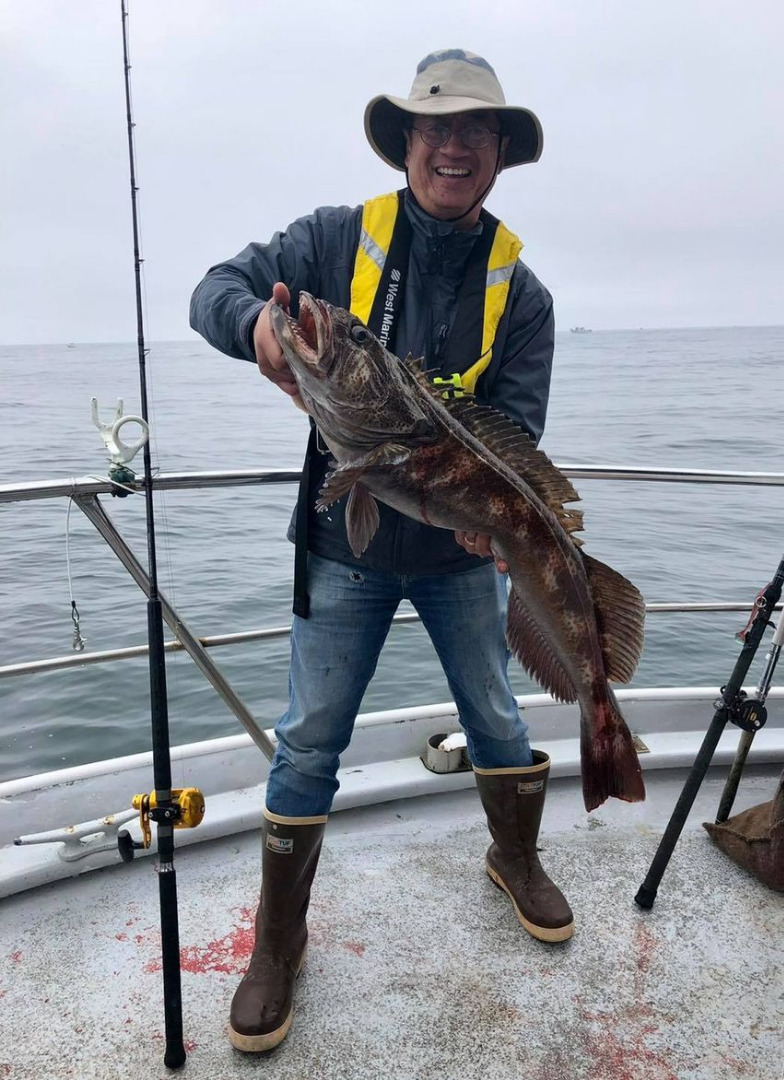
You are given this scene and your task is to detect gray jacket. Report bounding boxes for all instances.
[189,191,554,575]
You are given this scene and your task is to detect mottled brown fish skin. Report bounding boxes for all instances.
[270,293,645,811]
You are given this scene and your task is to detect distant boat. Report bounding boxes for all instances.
[570,326,592,334]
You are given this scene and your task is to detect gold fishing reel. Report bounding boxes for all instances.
[118,787,205,862]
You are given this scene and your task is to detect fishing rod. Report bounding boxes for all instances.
[119,1,187,1068]
[635,551,784,910]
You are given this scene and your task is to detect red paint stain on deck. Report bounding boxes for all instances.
[308,923,367,958]
[145,906,256,975]
[576,923,680,1080]
[718,1054,752,1075]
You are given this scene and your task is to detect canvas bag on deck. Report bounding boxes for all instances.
[703,771,784,892]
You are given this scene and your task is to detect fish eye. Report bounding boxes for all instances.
[350,325,371,344]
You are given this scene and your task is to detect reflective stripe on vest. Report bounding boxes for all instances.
[349,191,523,394]
[350,192,401,327]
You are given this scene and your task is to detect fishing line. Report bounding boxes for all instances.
[64,473,147,649]
[64,497,86,652]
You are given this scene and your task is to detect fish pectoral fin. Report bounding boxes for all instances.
[317,465,381,555]
[317,443,411,512]
[582,552,646,683]
[317,465,368,510]
[345,482,380,557]
[505,588,578,703]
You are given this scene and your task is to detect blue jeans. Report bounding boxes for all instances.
[266,554,532,816]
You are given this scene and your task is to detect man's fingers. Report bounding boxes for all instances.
[270,281,291,311]
[473,535,493,558]
[254,281,295,385]
[454,531,507,572]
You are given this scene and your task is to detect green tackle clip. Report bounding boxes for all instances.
[108,463,136,497]
[432,373,466,400]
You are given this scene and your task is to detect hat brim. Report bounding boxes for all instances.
[364,94,543,171]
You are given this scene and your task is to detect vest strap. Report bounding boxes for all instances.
[442,217,498,385]
[350,191,403,326]
[292,423,317,618]
[352,190,411,354]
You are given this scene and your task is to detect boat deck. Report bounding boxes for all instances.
[1,766,782,1080]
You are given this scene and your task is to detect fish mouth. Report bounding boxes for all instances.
[270,292,333,372]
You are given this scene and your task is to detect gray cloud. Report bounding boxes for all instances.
[2,0,782,342]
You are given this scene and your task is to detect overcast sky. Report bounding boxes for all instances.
[2,0,783,343]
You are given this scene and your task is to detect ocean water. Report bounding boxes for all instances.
[1,326,783,782]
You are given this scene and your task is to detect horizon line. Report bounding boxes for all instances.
[2,322,784,348]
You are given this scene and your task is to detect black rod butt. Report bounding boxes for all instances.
[164,1042,186,1070]
[634,883,657,910]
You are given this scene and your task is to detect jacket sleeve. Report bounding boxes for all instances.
[485,264,554,444]
[189,205,359,362]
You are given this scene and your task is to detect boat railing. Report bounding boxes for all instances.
[2,466,782,758]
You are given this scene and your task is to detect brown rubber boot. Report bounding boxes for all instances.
[474,750,574,942]
[229,810,327,1052]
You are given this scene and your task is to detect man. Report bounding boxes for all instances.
[190,49,572,1053]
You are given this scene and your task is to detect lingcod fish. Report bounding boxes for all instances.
[270,292,646,811]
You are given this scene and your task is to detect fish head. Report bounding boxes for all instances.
[269,292,436,460]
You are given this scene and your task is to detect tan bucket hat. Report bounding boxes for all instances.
[364,49,543,172]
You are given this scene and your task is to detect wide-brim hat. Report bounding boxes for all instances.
[364,49,543,171]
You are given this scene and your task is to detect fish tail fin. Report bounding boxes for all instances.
[580,686,646,811]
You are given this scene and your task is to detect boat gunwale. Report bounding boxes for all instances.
[1,463,784,504]
[2,685,782,800]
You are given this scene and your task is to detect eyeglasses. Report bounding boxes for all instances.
[411,122,501,151]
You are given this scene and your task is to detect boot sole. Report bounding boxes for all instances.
[228,945,307,1053]
[486,863,575,943]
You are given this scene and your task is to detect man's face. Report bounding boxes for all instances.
[403,110,505,228]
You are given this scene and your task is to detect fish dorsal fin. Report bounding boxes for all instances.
[582,552,646,683]
[506,587,578,703]
[401,353,426,375]
[441,396,584,545]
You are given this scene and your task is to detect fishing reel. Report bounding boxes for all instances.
[718,687,768,734]
[117,787,205,862]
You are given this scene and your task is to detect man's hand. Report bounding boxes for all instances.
[253,282,301,399]
[454,531,509,574]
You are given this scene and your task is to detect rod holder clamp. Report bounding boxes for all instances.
[91,397,149,465]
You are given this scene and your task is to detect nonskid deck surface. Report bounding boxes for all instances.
[1,769,782,1080]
